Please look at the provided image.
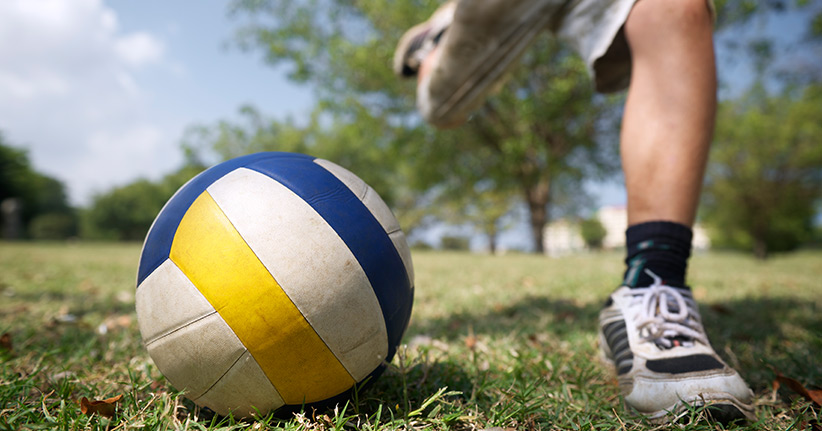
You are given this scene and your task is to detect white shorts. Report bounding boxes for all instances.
[557,0,716,93]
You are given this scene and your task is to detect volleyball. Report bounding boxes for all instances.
[135,152,414,417]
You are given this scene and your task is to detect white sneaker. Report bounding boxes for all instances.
[393,0,560,128]
[393,1,457,78]
[598,270,755,424]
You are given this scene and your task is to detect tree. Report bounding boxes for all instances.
[83,179,168,241]
[0,135,34,204]
[580,217,607,250]
[432,37,620,252]
[1,134,77,239]
[82,165,204,241]
[433,184,519,254]
[702,83,822,258]
[219,0,620,252]
[699,0,822,258]
[26,175,77,239]
[713,0,822,90]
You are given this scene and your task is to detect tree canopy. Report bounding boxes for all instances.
[703,83,822,258]
[81,165,205,241]
[0,134,76,239]
[189,0,621,252]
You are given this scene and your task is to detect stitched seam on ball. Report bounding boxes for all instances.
[144,310,218,347]
[190,349,248,403]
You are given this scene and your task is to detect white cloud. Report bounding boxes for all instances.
[0,0,179,205]
[0,69,69,100]
[80,124,170,195]
[115,32,165,67]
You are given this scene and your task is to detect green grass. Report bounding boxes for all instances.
[1,242,819,430]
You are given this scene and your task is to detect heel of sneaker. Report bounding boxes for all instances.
[597,330,617,369]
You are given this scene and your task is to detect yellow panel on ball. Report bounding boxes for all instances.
[169,191,356,404]
[206,168,388,382]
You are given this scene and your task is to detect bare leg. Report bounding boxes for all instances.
[621,0,717,227]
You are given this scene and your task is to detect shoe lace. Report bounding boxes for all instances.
[630,270,708,349]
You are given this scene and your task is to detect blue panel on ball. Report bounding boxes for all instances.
[246,155,412,362]
[136,152,314,286]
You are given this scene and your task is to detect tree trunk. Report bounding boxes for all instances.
[524,181,550,254]
[487,225,498,255]
[753,237,768,260]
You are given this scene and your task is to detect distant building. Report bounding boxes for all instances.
[543,219,585,257]
[693,225,711,250]
[543,205,711,256]
[597,205,628,249]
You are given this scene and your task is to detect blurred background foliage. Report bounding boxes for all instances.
[1,134,77,240]
[1,0,820,258]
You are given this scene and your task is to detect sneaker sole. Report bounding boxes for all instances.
[393,2,457,77]
[639,393,756,425]
[421,0,559,126]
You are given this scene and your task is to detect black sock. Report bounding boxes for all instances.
[622,221,693,288]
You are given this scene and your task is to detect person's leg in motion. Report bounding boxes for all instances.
[598,0,755,423]
[620,0,714,289]
[395,0,755,423]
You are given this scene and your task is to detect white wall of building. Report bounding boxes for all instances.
[542,205,711,255]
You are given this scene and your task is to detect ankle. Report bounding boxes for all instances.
[623,221,693,288]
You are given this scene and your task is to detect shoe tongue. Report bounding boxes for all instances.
[659,335,692,349]
[652,292,695,349]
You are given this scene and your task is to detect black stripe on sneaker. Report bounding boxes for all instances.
[645,354,725,374]
[603,320,633,375]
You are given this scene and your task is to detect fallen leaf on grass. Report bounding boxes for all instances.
[773,370,822,406]
[555,310,577,322]
[0,332,11,352]
[465,334,477,351]
[464,326,477,351]
[709,304,733,315]
[79,394,123,418]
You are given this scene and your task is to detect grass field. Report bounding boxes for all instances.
[1,242,820,430]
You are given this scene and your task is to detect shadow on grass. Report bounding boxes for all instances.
[409,293,821,393]
[409,295,603,342]
[700,296,822,391]
[5,287,136,316]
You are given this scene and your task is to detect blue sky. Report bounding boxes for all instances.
[0,0,813,216]
[0,0,313,205]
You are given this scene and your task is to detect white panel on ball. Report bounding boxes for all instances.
[136,259,216,344]
[389,230,415,285]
